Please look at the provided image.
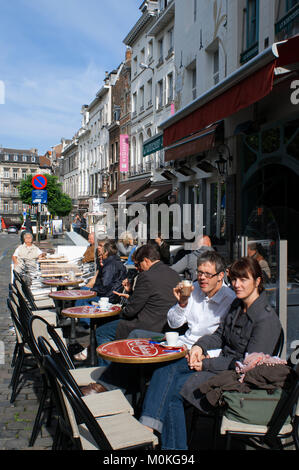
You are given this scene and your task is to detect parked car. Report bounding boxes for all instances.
[20,221,47,240]
[7,225,19,234]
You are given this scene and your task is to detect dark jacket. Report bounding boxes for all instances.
[92,255,127,303]
[115,261,180,339]
[159,241,170,265]
[171,246,214,281]
[180,291,282,408]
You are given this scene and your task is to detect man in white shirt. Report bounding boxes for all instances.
[82,251,235,396]
[138,251,236,441]
[128,251,235,354]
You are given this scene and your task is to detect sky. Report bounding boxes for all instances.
[0,0,141,155]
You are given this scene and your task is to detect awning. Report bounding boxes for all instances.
[162,35,299,148]
[164,123,219,162]
[127,184,172,204]
[105,177,150,204]
[163,62,276,147]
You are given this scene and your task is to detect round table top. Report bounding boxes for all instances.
[49,289,97,301]
[97,339,187,364]
[61,305,121,319]
[42,278,82,287]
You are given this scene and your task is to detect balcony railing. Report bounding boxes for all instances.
[0,191,20,197]
[240,42,258,65]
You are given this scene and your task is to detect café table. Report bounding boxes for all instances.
[61,305,122,367]
[97,338,187,365]
[49,289,97,354]
[42,277,83,291]
[97,338,187,414]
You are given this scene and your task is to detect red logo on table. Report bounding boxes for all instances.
[32,174,48,190]
[101,339,160,358]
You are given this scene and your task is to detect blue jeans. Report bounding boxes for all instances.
[139,357,195,450]
[75,286,100,327]
[95,318,120,366]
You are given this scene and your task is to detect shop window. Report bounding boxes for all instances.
[245,133,259,152]
[261,128,280,153]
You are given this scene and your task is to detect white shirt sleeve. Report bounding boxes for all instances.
[13,246,21,257]
[167,295,194,329]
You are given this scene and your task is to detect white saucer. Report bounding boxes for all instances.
[160,341,180,348]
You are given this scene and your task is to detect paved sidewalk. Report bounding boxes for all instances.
[0,234,77,450]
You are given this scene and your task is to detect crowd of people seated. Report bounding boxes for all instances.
[12,228,285,450]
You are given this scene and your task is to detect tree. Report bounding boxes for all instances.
[19,174,73,217]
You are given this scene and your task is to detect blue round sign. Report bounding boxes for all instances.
[32,174,48,190]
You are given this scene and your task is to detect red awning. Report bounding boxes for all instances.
[164,124,218,162]
[163,35,299,148]
[275,34,299,67]
[164,61,276,148]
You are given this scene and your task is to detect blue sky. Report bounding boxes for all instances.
[0,0,141,154]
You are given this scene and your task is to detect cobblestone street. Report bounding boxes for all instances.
[0,233,75,450]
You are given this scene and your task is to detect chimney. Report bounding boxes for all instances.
[125,47,132,63]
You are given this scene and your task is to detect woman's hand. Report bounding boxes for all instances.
[122,278,131,292]
[187,345,205,369]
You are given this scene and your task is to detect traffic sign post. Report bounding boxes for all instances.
[31,175,48,242]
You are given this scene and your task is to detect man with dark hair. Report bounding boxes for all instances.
[94,243,180,363]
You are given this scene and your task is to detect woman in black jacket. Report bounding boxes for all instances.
[139,257,282,450]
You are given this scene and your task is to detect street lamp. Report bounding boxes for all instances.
[98,171,109,201]
[215,143,233,177]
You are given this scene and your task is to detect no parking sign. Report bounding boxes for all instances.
[32,174,48,190]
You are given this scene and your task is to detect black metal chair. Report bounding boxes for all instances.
[42,354,158,450]
[7,298,36,403]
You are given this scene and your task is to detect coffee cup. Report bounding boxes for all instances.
[180,280,193,297]
[99,297,109,308]
[165,332,179,346]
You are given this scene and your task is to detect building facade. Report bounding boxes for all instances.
[0,147,51,227]
[157,0,299,261]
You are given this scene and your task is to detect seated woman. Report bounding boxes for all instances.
[76,239,127,329]
[117,232,135,257]
[139,256,282,450]
[12,231,46,274]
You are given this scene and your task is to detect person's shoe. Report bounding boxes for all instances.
[74,347,88,361]
[76,324,90,334]
[81,383,108,396]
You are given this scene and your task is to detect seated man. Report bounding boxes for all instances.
[171,235,214,281]
[81,244,180,387]
[82,232,95,264]
[139,256,282,450]
[82,251,235,395]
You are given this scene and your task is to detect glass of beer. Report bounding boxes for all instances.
[180,280,193,297]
